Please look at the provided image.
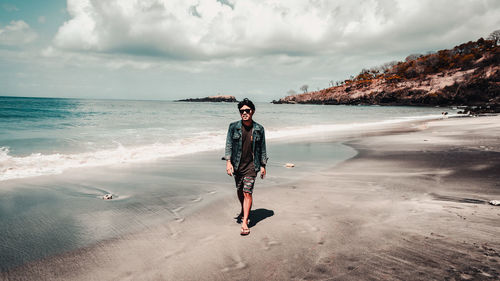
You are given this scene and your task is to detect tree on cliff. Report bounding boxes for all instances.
[487,29,500,46]
[380,61,398,73]
[405,54,422,62]
[300,84,309,93]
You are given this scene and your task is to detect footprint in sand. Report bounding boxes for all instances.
[261,237,281,250]
[317,235,325,245]
[164,249,181,259]
[298,222,321,234]
[191,196,202,203]
[170,230,182,238]
[221,260,247,272]
[312,213,322,220]
[310,226,320,232]
[318,257,333,264]
[200,235,217,243]
[172,206,184,213]
[168,206,185,222]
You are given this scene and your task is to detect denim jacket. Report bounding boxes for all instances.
[224,120,268,172]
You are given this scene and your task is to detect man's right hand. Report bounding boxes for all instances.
[226,161,234,176]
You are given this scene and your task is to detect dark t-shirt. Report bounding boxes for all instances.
[236,123,256,177]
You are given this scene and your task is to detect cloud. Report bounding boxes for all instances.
[52,0,500,61]
[0,20,38,46]
[38,16,46,24]
[2,3,19,12]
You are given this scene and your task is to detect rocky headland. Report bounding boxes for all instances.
[177,95,237,102]
[273,37,500,113]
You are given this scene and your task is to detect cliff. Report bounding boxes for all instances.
[177,95,238,102]
[273,38,500,111]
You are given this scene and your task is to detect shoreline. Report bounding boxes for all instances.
[0,115,445,183]
[3,115,500,280]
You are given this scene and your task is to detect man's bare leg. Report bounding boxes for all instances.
[236,189,244,221]
[242,192,252,232]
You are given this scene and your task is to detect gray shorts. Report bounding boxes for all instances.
[234,174,256,194]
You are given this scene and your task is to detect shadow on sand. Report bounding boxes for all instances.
[248,208,274,228]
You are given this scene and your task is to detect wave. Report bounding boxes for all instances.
[0,134,225,182]
[0,114,443,182]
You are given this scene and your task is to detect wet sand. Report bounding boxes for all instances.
[3,116,500,280]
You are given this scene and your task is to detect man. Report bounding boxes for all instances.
[225,98,267,236]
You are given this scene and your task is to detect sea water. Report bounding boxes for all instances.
[0,96,453,181]
[0,96,453,270]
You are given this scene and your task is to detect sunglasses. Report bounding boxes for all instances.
[239,109,252,114]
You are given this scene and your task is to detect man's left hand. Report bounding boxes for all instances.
[260,167,266,179]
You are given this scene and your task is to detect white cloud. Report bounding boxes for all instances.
[52,0,500,61]
[0,20,38,46]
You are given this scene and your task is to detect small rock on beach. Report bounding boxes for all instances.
[489,200,500,206]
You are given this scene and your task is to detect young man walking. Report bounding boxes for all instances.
[225,98,267,236]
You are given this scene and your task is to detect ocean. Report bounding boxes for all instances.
[0,96,454,271]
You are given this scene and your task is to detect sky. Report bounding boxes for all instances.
[0,0,499,101]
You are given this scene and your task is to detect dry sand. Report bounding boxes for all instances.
[3,116,500,281]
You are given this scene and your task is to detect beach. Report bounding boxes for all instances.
[3,115,499,280]
[2,1,500,280]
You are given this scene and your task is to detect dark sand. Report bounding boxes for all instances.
[3,116,500,281]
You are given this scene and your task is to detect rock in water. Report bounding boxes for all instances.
[176,95,237,102]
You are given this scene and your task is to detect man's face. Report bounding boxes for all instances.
[239,105,253,121]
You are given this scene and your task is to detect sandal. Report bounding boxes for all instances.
[240,227,250,236]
